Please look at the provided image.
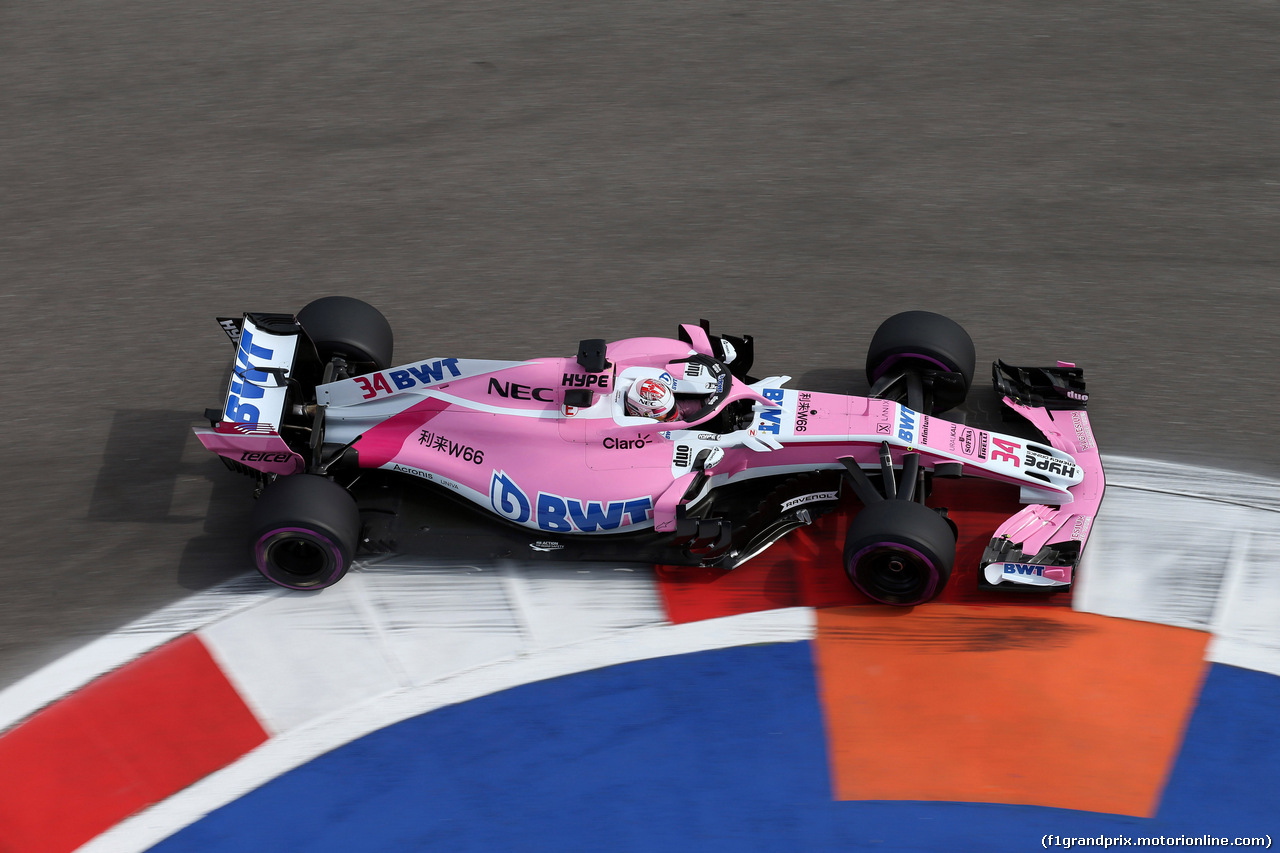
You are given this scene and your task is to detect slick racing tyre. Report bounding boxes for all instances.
[298,296,394,373]
[250,474,361,590]
[865,311,976,413]
[843,499,956,606]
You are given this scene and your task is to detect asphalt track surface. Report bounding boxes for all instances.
[2,0,1278,691]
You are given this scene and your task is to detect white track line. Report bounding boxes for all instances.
[0,574,281,735]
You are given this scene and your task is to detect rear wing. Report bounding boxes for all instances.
[980,361,1105,590]
[193,313,310,477]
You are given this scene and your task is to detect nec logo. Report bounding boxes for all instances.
[563,373,610,389]
[757,388,786,435]
[488,379,554,402]
[897,407,916,443]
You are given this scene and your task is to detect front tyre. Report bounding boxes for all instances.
[843,500,956,606]
[250,474,361,590]
[865,311,976,413]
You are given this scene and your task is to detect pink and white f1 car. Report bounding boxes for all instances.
[195,298,1104,606]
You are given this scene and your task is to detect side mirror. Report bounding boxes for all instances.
[577,339,610,374]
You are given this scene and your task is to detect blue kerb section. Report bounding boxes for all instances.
[152,644,831,853]
[149,652,1279,853]
[1157,663,1280,827]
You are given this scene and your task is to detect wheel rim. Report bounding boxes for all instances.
[254,527,345,590]
[847,541,940,605]
[868,352,955,383]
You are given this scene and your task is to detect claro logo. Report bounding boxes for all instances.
[603,434,652,450]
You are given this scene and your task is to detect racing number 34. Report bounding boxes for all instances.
[991,436,1021,466]
[352,359,463,400]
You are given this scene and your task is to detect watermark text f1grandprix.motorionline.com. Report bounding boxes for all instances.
[1043,836,1271,849]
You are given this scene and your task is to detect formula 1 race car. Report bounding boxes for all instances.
[195,298,1105,606]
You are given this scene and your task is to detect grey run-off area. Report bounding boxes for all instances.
[1,1,1278,687]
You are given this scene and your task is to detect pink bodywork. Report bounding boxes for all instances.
[300,322,1103,554]
[194,423,306,476]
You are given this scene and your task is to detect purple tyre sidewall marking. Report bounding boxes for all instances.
[869,352,955,383]
[847,541,940,606]
[254,527,346,590]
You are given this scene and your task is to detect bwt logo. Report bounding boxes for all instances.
[757,388,786,435]
[536,493,653,533]
[897,407,916,444]
[490,471,532,524]
[489,471,652,532]
[224,329,275,424]
[1003,563,1045,576]
[389,359,461,388]
[356,358,462,400]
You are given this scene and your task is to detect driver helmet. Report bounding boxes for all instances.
[625,375,677,421]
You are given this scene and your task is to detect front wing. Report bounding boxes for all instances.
[979,362,1104,591]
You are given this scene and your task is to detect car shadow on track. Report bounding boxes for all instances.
[88,410,257,591]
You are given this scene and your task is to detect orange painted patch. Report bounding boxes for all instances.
[813,605,1209,817]
[0,633,268,853]
[658,478,1050,623]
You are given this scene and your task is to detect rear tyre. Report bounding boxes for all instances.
[250,474,361,590]
[297,296,394,373]
[865,311,975,413]
[843,500,956,606]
